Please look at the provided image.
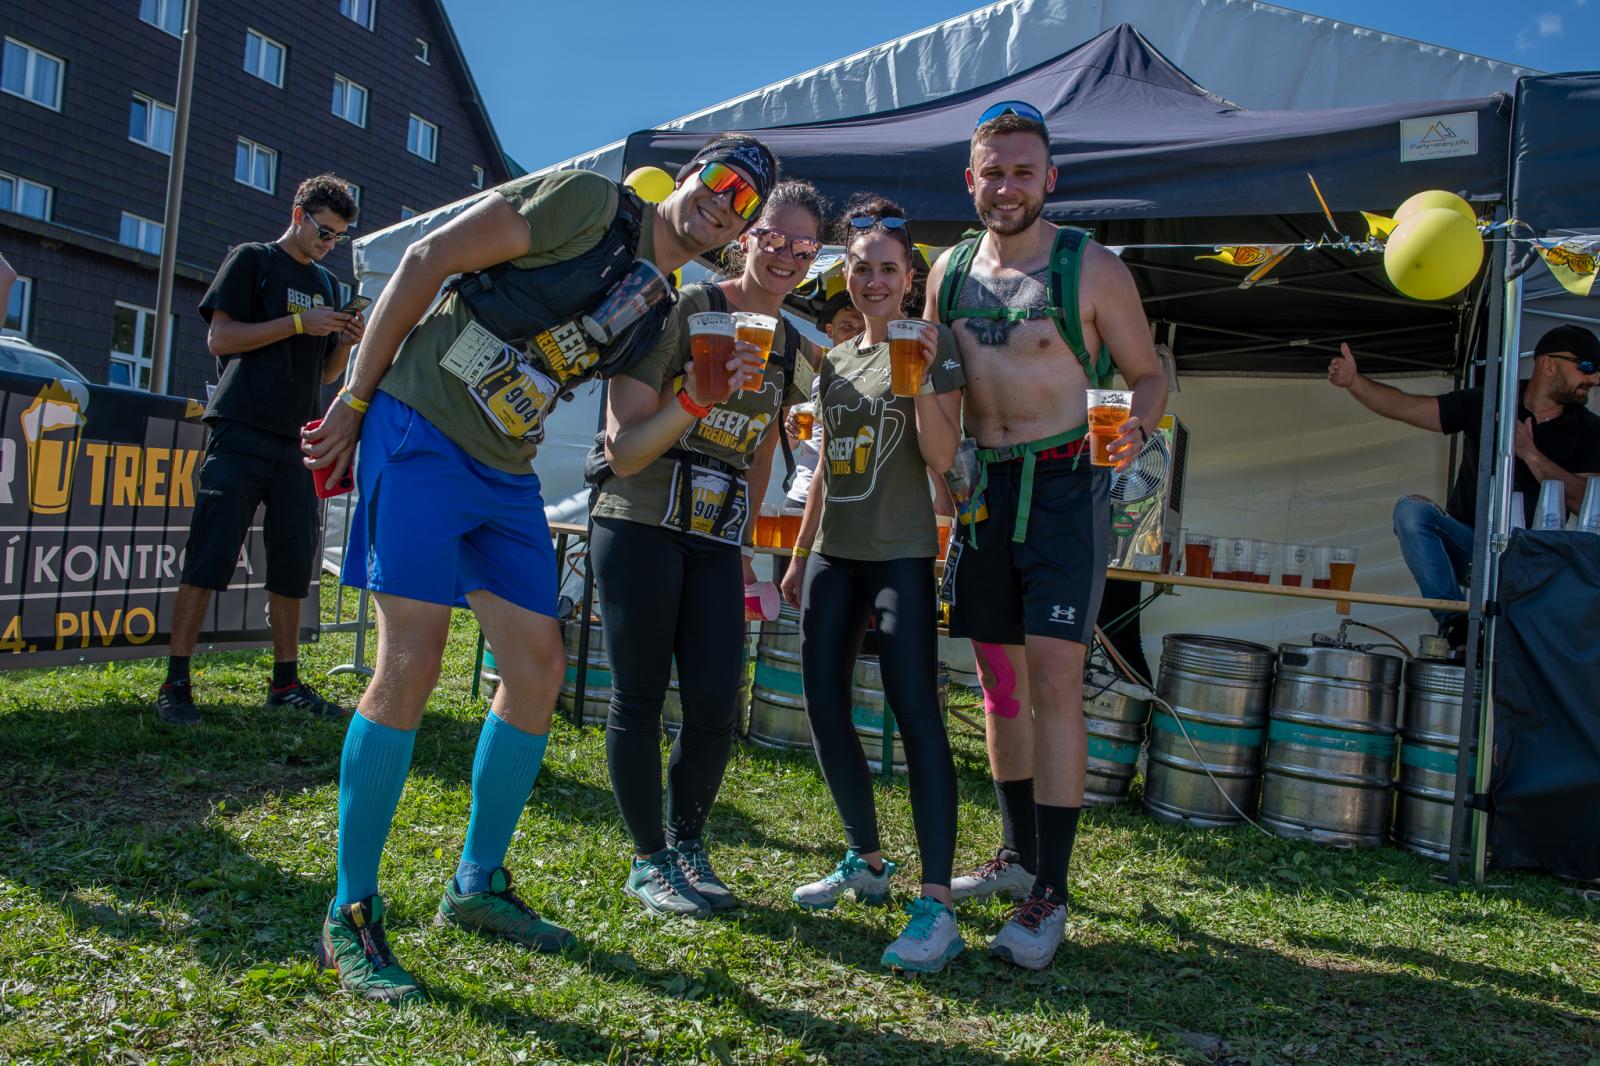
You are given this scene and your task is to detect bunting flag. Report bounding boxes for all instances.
[1196,245,1293,268]
[1536,239,1598,297]
[1361,211,1399,240]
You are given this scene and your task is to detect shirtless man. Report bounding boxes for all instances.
[925,101,1165,970]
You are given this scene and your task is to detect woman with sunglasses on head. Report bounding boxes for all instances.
[780,196,967,973]
[592,169,827,918]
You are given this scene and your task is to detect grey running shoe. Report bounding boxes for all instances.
[267,679,348,720]
[157,681,201,727]
[792,850,896,910]
[672,838,738,913]
[624,849,710,918]
[988,893,1067,971]
[880,896,964,974]
[950,850,1035,902]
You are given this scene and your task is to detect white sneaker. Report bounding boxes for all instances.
[950,850,1035,902]
[987,893,1067,970]
[880,896,964,974]
[792,850,895,910]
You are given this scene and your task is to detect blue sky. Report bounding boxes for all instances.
[442,0,1596,172]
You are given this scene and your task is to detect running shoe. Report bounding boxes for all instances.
[624,849,711,917]
[315,895,423,1004]
[881,896,964,974]
[987,892,1068,971]
[436,866,574,951]
[950,849,1035,902]
[156,680,201,727]
[672,838,739,913]
[792,850,896,910]
[267,679,348,720]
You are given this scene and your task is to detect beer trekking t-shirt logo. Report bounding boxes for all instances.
[286,287,323,314]
[679,377,781,457]
[822,372,905,503]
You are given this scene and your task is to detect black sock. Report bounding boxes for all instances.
[994,778,1037,872]
[165,656,191,687]
[1032,804,1082,902]
[272,660,298,688]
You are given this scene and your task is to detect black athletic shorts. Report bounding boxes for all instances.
[180,419,319,598]
[946,451,1109,646]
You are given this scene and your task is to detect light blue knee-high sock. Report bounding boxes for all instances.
[335,713,418,906]
[454,712,549,894]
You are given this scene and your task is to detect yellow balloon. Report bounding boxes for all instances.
[625,166,676,204]
[1383,207,1484,301]
[1393,189,1476,226]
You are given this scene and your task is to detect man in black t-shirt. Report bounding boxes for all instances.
[1328,324,1600,643]
[158,174,363,726]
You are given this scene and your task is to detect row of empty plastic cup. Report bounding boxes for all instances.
[1523,477,1600,533]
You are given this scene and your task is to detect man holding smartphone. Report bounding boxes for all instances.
[158,173,363,726]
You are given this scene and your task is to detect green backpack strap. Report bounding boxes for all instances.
[1049,227,1116,389]
[935,238,979,323]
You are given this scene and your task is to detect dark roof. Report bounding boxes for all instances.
[425,0,522,178]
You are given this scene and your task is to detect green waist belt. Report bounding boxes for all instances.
[975,424,1088,544]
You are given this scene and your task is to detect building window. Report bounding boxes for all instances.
[0,170,52,221]
[139,0,186,36]
[337,281,353,306]
[128,92,176,153]
[234,137,277,193]
[472,165,485,189]
[406,115,438,163]
[414,38,430,64]
[331,74,368,127]
[109,302,172,392]
[339,0,376,30]
[3,274,30,336]
[345,181,362,209]
[119,212,165,255]
[2,38,65,112]
[244,29,285,87]
[399,206,416,220]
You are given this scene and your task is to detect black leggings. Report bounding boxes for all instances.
[591,516,745,854]
[800,552,956,887]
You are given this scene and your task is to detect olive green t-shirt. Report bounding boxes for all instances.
[591,284,813,539]
[813,325,964,561]
[379,169,654,472]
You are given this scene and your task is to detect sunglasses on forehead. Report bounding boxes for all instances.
[847,215,909,231]
[697,161,763,222]
[749,226,819,262]
[975,99,1047,128]
[1548,353,1599,374]
[301,208,350,244]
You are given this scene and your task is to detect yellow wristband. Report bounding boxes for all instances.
[338,389,371,414]
[293,312,304,335]
[792,546,812,559]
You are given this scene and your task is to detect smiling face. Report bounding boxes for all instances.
[738,204,820,299]
[660,163,754,254]
[845,231,912,324]
[966,131,1057,237]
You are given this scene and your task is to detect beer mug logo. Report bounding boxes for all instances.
[689,470,729,535]
[853,425,876,474]
[20,382,87,515]
[741,412,771,453]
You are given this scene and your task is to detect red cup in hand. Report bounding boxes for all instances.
[306,419,354,498]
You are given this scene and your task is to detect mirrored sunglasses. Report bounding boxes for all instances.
[847,215,909,231]
[750,226,819,262]
[1549,353,1599,374]
[976,99,1047,128]
[698,160,763,222]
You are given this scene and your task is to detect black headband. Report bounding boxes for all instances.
[676,137,777,204]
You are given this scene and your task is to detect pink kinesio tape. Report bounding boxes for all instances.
[974,641,1021,719]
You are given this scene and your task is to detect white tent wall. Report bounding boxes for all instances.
[547,0,1534,180]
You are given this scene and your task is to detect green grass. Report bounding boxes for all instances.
[0,579,1596,1064]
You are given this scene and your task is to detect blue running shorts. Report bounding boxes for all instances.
[341,392,557,616]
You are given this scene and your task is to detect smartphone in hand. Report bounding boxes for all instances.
[340,294,372,315]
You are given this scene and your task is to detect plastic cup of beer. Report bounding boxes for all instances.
[1226,536,1254,582]
[793,402,816,441]
[887,319,927,398]
[1311,546,1332,589]
[1251,540,1276,584]
[1280,543,1308,587]
[754,503,780,548]
[1329,545,1357,614]
[733,312,777,392]
[936,515,953,558]
[1086,388,1133,467]
[1184,533,1214,578]
[688,311,735,400]
[777,507,803,548]
[1209,536,1232,579]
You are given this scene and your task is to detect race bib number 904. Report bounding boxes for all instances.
[440,322,558,442]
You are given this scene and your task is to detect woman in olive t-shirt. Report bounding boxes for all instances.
[779,198,967,974]
[591,181,826,919]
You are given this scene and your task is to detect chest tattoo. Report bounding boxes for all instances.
[964,317,1015,347]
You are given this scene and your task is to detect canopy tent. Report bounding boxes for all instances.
[623,23,1513,378]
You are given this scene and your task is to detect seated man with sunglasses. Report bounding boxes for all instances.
[300,136,776,1003]
[1329,323,1600,651]
[160,173,362,727]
